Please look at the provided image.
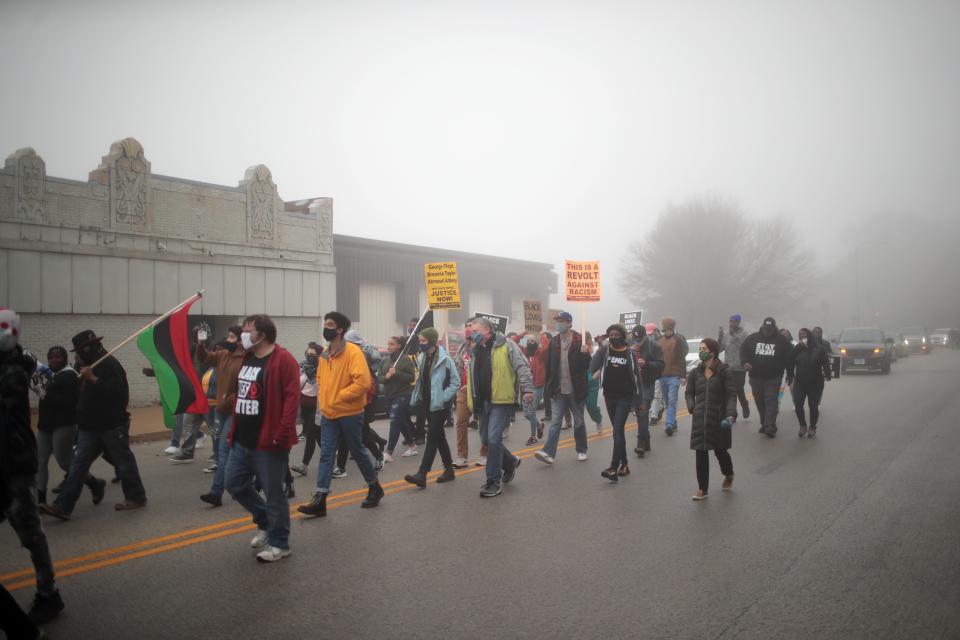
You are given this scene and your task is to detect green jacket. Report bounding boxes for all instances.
[378,353,415,398]
[466,333,534,412]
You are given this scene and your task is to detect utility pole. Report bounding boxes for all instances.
[855,246,861,325]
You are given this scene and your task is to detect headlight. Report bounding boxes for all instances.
[873,348,881,354]
[904,340,909,345]
[840,348,847,354]
[922,337,927,343]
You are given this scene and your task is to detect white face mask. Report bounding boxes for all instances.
[800,338,808,346]
[0,309,20,352]
[240,332,258,351]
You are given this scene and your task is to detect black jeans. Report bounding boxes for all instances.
[4,474,56,595]
[300,402,319,465]
[730,369,749,415]
[695,449,733,492]
[749,376,782,431]
[793,380,824,427]
[420,408,454,473]
[605,395,633,468]
[54,422,146,513]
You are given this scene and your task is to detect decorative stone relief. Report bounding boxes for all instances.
[3,148,46,221]
[240,165,278,242]
[90,137,151,230]
[313,198,333,252]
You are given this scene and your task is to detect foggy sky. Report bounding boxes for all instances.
[3,0,958,329]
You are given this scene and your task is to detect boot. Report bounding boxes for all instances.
[297,492,326,517]
[361,482,384,508]
[435,468,456,484]
[85,475,107,505]
[404,471,427,488]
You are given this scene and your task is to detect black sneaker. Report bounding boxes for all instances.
[297,493,327,517]
[436,468,456,484]
[501,457,521,484]
[375,457,385,472]
[634,446,645,458]
[28,590,64,624]
[87,477,106,505]
[798,425,808,438]
[808,427,817,439]
[480,481,502,498]
[361,483,384,508]
[766,426,777,438]
[170,452,195,464]
[601,467,619,482]
[404,471,427,488]
[200,493,222,507]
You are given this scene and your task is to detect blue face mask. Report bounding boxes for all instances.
[470,332,484,344]
[420,343,432,353]
[556,322,570,334]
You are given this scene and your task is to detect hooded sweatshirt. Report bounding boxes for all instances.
[740,317,793,380]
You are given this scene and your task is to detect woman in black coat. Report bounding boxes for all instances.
[685,338,738,500]
[788,328,832,439]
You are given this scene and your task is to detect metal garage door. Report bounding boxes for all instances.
[358,281,402,349]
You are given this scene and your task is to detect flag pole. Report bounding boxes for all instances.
[393,306,431,368]
[87,290,206,370]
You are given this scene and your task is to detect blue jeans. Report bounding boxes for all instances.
[661,376,682,429]
[636,382,656,445]
[315,413,378,494]
[542,393,587,457]
[525,387,543,436]
[207,407,219,462]
[477,401,518,484]
[54,423,146,514]
[386,395,414,454]
[209,414,234,497]
[605,395,633,468]
[225,443,291,550]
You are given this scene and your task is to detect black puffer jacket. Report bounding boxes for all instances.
[1,346,38,516]
[685,361,737,451]
[788,341,832,386]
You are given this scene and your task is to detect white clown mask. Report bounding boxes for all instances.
[0,308,21,352]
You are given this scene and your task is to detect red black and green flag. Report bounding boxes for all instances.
[137,296,209,428]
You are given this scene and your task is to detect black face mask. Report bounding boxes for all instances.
[305,355,319,364]
[323,327,339,342]
[223,342,239,353]
[609,337,626,348]
[526,343,538,356]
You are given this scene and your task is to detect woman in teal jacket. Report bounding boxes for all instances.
[405,328,461,488]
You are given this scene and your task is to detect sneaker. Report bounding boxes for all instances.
[758,425,767,434]
[618,463,630,476]
[400,446,419,457]
[204,463,218,474]
[38,503,71,521]
[692,491,708,501]
[436,468,456,484]
[256,546,291,562]
[27,590,64,624]
[163,445,180,455]
[361,482,384,508]
[200,493,223,507]
[808,427,817,439]
[577,452,588,462]
[525,436,538,446]
[170,452,195,464]
[332,467,347,478]
[634,446,646,458]
[650,417,660,426]
[299,434,306,441]
[474,456,487,467]
[501,457,521,484]
[534,450,554,465]
[290,463,307,477]
[297,493,327,517]
[468,419,479,430]
[601,467,619,482]
[766,426,778,438]
[404,471,427,488]
[480,481,502,498]
[452,457,469,469]
[665,426,677,436]
[383,452,395,463]
[195,435,206,449]
[114,499,147,511]
[722,475,734,491]
[250,529,269,549]
[798,425,808,438]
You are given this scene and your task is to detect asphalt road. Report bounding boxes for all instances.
[4,351,960,639]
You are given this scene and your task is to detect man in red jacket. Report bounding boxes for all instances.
[225,314,300,563]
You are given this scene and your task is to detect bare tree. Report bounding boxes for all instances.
[620,197,813,334]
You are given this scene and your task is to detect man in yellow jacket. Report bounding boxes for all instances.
[298,312,384,517]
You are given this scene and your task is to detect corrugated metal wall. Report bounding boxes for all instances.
[358,282,402,348]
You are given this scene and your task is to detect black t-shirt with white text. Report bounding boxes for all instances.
[602,346,635,399]
[234,353,271,450]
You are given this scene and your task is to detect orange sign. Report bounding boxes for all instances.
[565,260,601,302]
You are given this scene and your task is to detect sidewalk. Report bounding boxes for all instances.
[128,405,173,443]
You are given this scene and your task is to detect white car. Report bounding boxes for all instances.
[931,328,953,348]
[685,338,725,373]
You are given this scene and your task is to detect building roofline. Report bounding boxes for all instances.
[332,233,555,270]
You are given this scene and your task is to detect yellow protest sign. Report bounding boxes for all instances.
[425,261,461,310]
[565,260,601,302]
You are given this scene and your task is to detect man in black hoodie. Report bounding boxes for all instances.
[0,308,64,626]
[40,330,147,520]
[740,317,793,437]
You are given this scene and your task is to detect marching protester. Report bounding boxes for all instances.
[338,330,387,472]
[535,311,591,465]
[290,342,321,476]
[812,327,832,354]
[40,330,147,520]
[379,336,417,462]
[523,333,546,446]
[648,325,666,426]
[34,345,106,506]
[404,328,460,488]
[223,315,300,562]
[788,328,832,438]
[658,317,689,436]
[719,314,751,419]
[740,317,793,438]
[584,332,604,433]
[591,324,641,482]
[453,323,475,468]
[1,309,65,626]
[298,312,384,517]
[465,316,533,497]
[197,327,245,507]
[167,325,214,463]
[631,322,664,457]
[686,338,737,500]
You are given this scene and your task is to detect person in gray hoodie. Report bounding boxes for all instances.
[719,314,751,420]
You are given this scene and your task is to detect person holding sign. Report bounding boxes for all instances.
[465,317,534,498]
[404,328,460,488]
[535,311,592,465]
